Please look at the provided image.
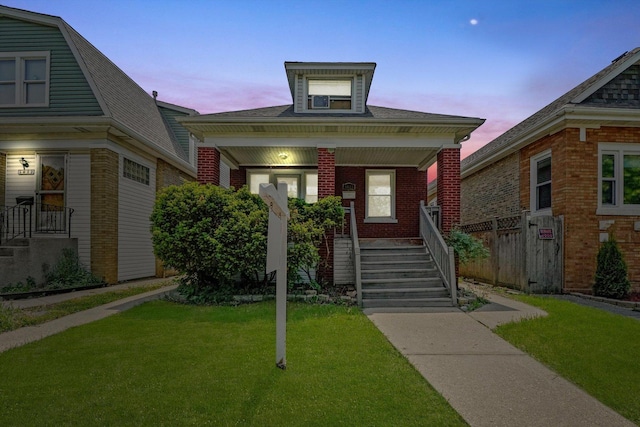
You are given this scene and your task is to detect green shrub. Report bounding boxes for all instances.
[445,229,490,265]
[593,238,630,299]
[44,248,102,289]
[150,183,344,302]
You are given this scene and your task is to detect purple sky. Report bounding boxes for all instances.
[5,0,640,160]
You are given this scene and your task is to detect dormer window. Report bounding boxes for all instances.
[308,79,352,110]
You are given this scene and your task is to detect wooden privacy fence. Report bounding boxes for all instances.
[459,212,563,293]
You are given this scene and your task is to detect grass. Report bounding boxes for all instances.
[495,295,640,424]
[0,301,467,426]
[0,283,170,333]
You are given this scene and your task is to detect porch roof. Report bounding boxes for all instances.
[179,105,484,170]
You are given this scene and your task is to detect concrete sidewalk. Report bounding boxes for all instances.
[367,287,634,427]
[0,278,177,353]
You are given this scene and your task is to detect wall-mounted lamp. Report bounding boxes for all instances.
[19,157,29,169]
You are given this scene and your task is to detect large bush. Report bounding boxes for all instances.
[593,238,630,299]
[151,182,343,300]
[445,229,490,265]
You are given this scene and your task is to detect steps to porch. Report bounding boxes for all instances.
[359,239,453,309]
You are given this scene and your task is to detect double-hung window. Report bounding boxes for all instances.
[307,79,352,111]
[248,170,318,203]
[530,150,552,215]
[598,144,640,215]
[0,52,49,107]
[365,170,396,222]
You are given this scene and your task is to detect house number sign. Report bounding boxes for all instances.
[538,228,554,240]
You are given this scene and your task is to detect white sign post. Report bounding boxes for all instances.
[259,182,289,370]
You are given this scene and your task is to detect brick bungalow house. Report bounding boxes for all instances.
[180,61,484,307]
[0,5,197,285]
[459,48,640,294]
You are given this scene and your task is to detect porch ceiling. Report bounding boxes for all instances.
[220,146,440,169]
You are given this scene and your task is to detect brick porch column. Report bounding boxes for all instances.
[197,147,220,185]
[317,148,336,283]
[437,148,461,235]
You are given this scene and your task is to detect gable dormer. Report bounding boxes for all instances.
[284,62,376,114]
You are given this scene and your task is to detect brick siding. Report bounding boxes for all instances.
[461,152,520,223]
[437,148,461,234]
[90,148,119,284]
[230,168,246,189]
[519,127,640,292]
[197,147,220,185]
[335,166,427,238]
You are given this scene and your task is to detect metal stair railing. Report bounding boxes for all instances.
[1,201,74,245]
[419,201,457,306]
[1,202,32,245]
[348,202,363,307]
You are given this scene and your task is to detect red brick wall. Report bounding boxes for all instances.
[437,148,461,234]
[230,168,246,189]
[318,148,335,198]
[197,147,220,185]
[520,127,640,292]
[336,166,427,238]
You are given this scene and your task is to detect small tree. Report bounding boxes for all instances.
[594,238,630,299]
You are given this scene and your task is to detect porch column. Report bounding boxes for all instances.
[437,148,461,234]
[197,147,220,185]
[318,148,335,198]
[317,147,336,283]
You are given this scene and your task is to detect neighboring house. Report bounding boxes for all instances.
[459,48,640,294]
[0,6,198,285]
[181,61,484,307]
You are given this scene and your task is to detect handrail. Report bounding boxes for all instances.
[420,201,457,306]
[1,202,32,244]
[349,202,363,307]
[1,201,74,245]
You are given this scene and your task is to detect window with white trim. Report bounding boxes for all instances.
[247,170,318,202]
[530,150,552,215]
[307,79,352,110]
[0,52,49,107]
[366,170,396,222]
[598,144,640,214]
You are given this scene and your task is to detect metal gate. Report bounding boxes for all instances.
[525,215,563,293]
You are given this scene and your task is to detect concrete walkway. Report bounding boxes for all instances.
[0,277,177,353]
[366,286,634,427]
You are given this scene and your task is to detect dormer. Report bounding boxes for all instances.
[284,62,376,114]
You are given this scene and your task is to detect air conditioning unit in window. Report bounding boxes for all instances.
[311,95,329,109]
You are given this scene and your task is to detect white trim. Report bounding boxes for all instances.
[202,136,455,149]
[365,169,396,220]
[597,142,640,215]
[0,51,50,108]
[529,149,552,216]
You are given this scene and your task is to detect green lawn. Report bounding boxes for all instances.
[0,283,171,332]
[0,301,466,426]
[496,295,640,425]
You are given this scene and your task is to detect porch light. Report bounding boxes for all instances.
[20,157,29,169]
[278,152,288,160]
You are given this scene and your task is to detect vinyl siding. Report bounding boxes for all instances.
[157,106,190,161]
[5,153,37,208]
[66,153,91,267]
[220,159,230,188]
[334,237,354,285]
[0,17,102,116]
[354,74,364,113]
[117,153,156,281]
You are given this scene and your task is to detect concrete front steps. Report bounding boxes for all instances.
[359,238,453,309]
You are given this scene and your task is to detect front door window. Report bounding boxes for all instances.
[37,154,66,231]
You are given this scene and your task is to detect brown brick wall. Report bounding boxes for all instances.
[461,152,520,224]
[520,127,640,292]
[156,158,194,189]
[0,152,5,206]
[197,147,220,185]
[90,148,119,284]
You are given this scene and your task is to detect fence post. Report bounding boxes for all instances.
[491,217,499,285]
[520,211,529,291]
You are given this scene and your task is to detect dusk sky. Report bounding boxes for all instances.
[5,0,640,159]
